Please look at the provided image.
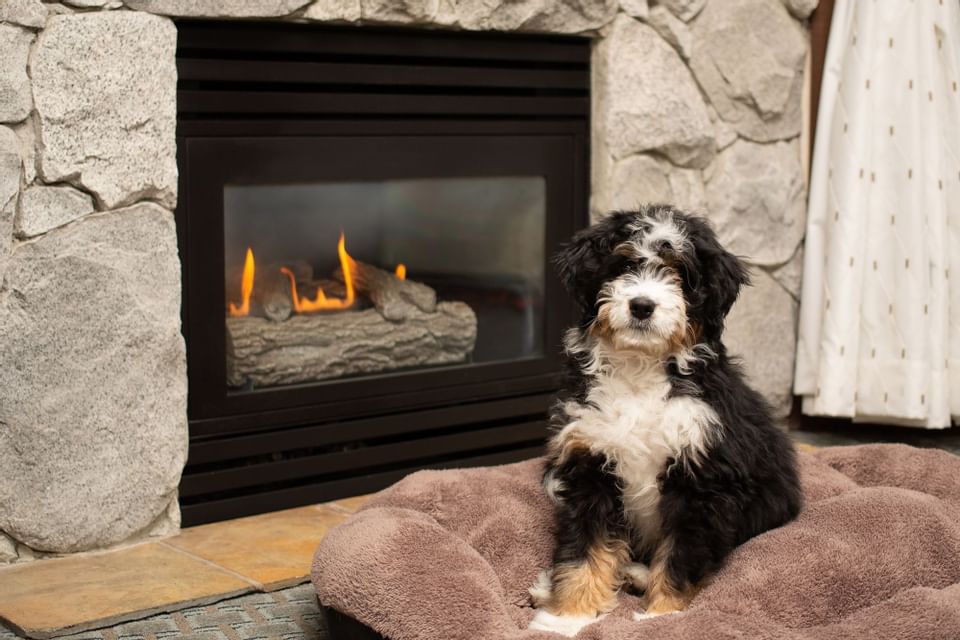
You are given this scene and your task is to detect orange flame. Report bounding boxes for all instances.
[395,263,407,280]
[228,247,255,317]
[281,232,356,312]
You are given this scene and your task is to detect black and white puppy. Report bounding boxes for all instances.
[529,205,801,635]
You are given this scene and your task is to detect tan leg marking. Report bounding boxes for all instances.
[547,539,630,617]
[644,539,699,615]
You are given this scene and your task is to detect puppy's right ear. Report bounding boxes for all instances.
[553,212,634,314]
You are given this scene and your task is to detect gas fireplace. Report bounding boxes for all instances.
[175,21,589,524]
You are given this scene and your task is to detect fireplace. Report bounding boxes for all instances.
[174,21,589,525]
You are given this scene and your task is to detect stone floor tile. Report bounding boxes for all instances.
[232,622,302,640]
[164,507,347,591]
[0,543,255,639]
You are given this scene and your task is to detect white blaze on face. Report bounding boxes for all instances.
[596,268,687,354]
[625,213,691,264]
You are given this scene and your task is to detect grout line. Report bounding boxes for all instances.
[158,541,265,592]
[0,538,163,574]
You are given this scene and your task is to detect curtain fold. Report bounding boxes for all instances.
[795,0,960,428]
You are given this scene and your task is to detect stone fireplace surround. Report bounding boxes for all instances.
[0,0,815,561]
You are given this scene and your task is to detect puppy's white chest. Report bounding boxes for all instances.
[567,369,690,463]
[557,365,719,544]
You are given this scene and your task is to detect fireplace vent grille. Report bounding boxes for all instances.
[181,394,552,525]
[176,20,590,120]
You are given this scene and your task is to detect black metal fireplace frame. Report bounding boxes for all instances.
[182,130,579,430]
[174,20,590,525]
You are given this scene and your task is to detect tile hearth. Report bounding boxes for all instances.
[0,496,369,640]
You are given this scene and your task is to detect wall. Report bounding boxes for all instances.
[0,0,814,562]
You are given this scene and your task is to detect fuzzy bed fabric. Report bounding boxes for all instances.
[311,444,960,639]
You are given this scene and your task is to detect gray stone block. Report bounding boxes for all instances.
[659,0,705,22]
[11,119,36,185]
[782,0,818,20]
[31,12,177,210]
[646,3,692,59]
[401,0,621,33]
[0,0,47,28]
[0,125,20,280]
[65,0,124,7]
[0,203,187,553]
[0,25,34,124]
[707,103,739,151]
[15,184,94,238]
[353,0,456,25]
[595,15,716,167]
[597,153,706,215]
[772,245,804,299]
[619,0,648,20]
[724,267,798,418]
[689,0,806,142]
[704,137,805,266]
[0,531,17,563]
[302,0,362,21]
[124,0,310,15]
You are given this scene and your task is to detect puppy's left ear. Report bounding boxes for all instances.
[554,212,634,315]
[682,215,749,338]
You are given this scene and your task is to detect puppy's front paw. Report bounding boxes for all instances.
[528,610,606,636]
[528,570,553,607]
[632,609,681,621]
[621,562,650,592]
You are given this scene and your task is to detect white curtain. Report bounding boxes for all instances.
[795,0,960,428]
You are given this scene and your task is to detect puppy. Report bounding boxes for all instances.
[529,205,801,635]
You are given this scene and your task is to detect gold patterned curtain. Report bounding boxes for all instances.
[795,0,960,427]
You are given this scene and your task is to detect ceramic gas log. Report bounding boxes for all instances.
[225,300,478,388]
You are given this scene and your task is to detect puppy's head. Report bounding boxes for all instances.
[554,205,748,357]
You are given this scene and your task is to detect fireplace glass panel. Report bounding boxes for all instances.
[223,176,546,390]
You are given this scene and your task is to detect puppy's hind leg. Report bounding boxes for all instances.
[633,537,699,620]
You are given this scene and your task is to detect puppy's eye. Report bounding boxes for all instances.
[604,253,631,273]
[656,241,685,269]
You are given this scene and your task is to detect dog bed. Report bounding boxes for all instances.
[311,444,960,639]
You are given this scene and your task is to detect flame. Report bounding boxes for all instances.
[228,247,255,317]
[395,263,407,280]
[281,232,356,312]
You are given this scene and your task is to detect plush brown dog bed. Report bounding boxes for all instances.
[311,444,960,639]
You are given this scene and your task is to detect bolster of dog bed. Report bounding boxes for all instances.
[311,445,960,640]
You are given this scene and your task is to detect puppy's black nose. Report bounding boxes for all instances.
[629,297,656,321]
